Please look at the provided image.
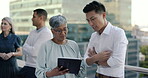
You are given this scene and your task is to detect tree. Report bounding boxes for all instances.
[139,45,148,77]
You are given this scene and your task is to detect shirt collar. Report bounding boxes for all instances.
[36,26,46,33]
[102,22,112,35]
[1,33,12,40]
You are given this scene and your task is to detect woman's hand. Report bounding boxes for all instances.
[2,53,13,60]
[46,66,69,77]
[0,53,6,60]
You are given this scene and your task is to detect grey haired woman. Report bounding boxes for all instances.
[36,15,85,78]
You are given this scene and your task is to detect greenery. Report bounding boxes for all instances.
[139,45,148,77]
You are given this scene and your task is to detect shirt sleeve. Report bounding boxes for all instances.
[22,30,53,56]
[107,30,128,67]
[14,36,21,49]
[35,43,51,78]
[83,33,95,67]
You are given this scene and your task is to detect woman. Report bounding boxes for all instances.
[0,17,22,78]
[36,15,85,78]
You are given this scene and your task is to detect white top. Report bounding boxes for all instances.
[22,26,53,68]
[84,22,128,78]
[58,57,82,60]
[35,40,85,78]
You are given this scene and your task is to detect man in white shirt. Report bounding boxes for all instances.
[83,1,128,78]
[17,9,53,78]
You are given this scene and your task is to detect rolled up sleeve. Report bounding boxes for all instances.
[107,30,128,67]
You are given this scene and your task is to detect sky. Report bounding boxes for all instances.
[0,0,148,27]
[132,0,148,27]
[0,0,10,20]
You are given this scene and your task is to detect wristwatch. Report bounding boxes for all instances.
[12,52,15,56]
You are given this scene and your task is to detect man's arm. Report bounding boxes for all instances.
[95,61,109,67]
[107,30,128,67]
[86,47,111,66]
[23,30,53,56]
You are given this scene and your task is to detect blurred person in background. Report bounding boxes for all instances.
[17,8,53,78]
[0,17,22,78]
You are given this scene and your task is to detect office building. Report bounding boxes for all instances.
[10,0,131,34]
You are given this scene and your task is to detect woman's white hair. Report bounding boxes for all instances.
[49,15,67,29]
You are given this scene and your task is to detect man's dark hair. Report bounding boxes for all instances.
[33,9,48,21]
[83,1,106,13]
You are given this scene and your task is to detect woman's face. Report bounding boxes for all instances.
[1,20,12,32]
[52,24,68,41]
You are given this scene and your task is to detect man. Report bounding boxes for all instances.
[83,1,128,78]
[18,9,53,78]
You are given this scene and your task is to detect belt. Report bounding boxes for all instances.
[95,73,117,78]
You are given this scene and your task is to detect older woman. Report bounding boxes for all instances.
[0,17,22,78]
[36,15,85,78]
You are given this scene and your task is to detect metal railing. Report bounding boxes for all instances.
[17,59,148,74]
[125,65,148,74]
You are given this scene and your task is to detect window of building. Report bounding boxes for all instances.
[104,0,112,2]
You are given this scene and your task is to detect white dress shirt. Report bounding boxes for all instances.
[22,26,53,68]
[84,22,128,78]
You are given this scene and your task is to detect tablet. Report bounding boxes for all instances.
[58,57,82,74]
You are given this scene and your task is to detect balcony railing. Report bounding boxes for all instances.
[125,65,148,74]
[17,59,148,74]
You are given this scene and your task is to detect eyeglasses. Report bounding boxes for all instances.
[53,27,68,33]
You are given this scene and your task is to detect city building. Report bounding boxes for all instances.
[10,0,89,34]
[10,0,131,34]
[132,25,148,45]
[101,0,131,27]
[125,31,140,78]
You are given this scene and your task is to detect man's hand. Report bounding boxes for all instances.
[96,51,111,62]
[87,47,111,65]
[88,47,111,62]
[99,61,109,66]
[88,47,97,57]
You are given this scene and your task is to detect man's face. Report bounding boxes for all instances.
[31,12,40,26]
[86,10,106,31]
